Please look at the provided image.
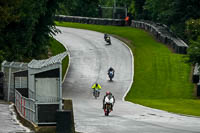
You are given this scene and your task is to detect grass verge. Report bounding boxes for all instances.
[55,21,200,116]
[49,37,69,80]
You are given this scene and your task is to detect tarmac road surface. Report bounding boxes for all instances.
[54,26,200,133]
[0,103,30,133]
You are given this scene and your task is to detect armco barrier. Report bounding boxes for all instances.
[131,20,188,54]
[55,15,125,26]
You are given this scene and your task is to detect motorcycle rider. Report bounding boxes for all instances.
[103,91,115,111]
[92,83,101,96]
[104,33,111,44]
[104,33,109,40]
[108,67,115,78]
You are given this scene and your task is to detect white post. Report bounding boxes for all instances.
[1,60,6,72]
[19,63,23,88]
[125,6,127,17]
[59,63,62,110]
[8,62,14,101]
[34,76,38,123]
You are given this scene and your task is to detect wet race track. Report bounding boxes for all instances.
[0,103,29,133]
[54,27,200,133]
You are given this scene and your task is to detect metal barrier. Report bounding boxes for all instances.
[15,90,36,123]
[131,20,188,54]
[55,15,125,26]
[1,61,28,102]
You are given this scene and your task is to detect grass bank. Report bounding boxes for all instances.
[49,38,69,80]
[55,22,200,116]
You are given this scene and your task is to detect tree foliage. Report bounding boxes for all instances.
[0,0,21,30]
[185,19,200,41]
[186,19,200,64]
[0,0,62,62]
[187,37,200,64]
[133,0,147,19]
[57,0,133,18]
[58,0,100,17]
[143,0,200,37]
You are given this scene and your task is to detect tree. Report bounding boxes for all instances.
[144,0,173,22]
[0,0,21,30]
[0,0,22,61]
[0,0,63,62]
[185,19,200,41]
[187,37,200,64]
[133,0,147,19]
[58,0,100,17]
[186,19,200,64]
[166,0,200,37]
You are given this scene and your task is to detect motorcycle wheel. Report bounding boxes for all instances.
[94,91,97,99]
[106,109,109,116]
[105,111,108,116]
[109,77,112,81]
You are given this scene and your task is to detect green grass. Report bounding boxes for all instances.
[49,37,69,80]
[55,21,200,116]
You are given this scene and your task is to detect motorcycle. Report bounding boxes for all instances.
[104,34,111,45]
[93,89,100,99]
[108,71,114,81]
[104,96,114,116]
[104,103,112,116]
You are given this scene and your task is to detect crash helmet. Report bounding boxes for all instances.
[106,91,111,95]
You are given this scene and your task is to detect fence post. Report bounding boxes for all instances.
[8,62,14,101]
[24,98,25,117]
[1,61,6,72]
[21,96,22,113]
[59,63,62,110]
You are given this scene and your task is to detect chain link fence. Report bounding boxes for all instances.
[1,61,28,102]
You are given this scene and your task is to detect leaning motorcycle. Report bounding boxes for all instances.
[105,36,111,45]
[108,71,114,81]
[93,89,100,99]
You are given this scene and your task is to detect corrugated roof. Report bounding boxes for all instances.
[1,61,28,69]
[28,52,67,69]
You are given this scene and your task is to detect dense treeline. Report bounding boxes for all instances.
[57,0,132,18]
[0,0,62,64]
